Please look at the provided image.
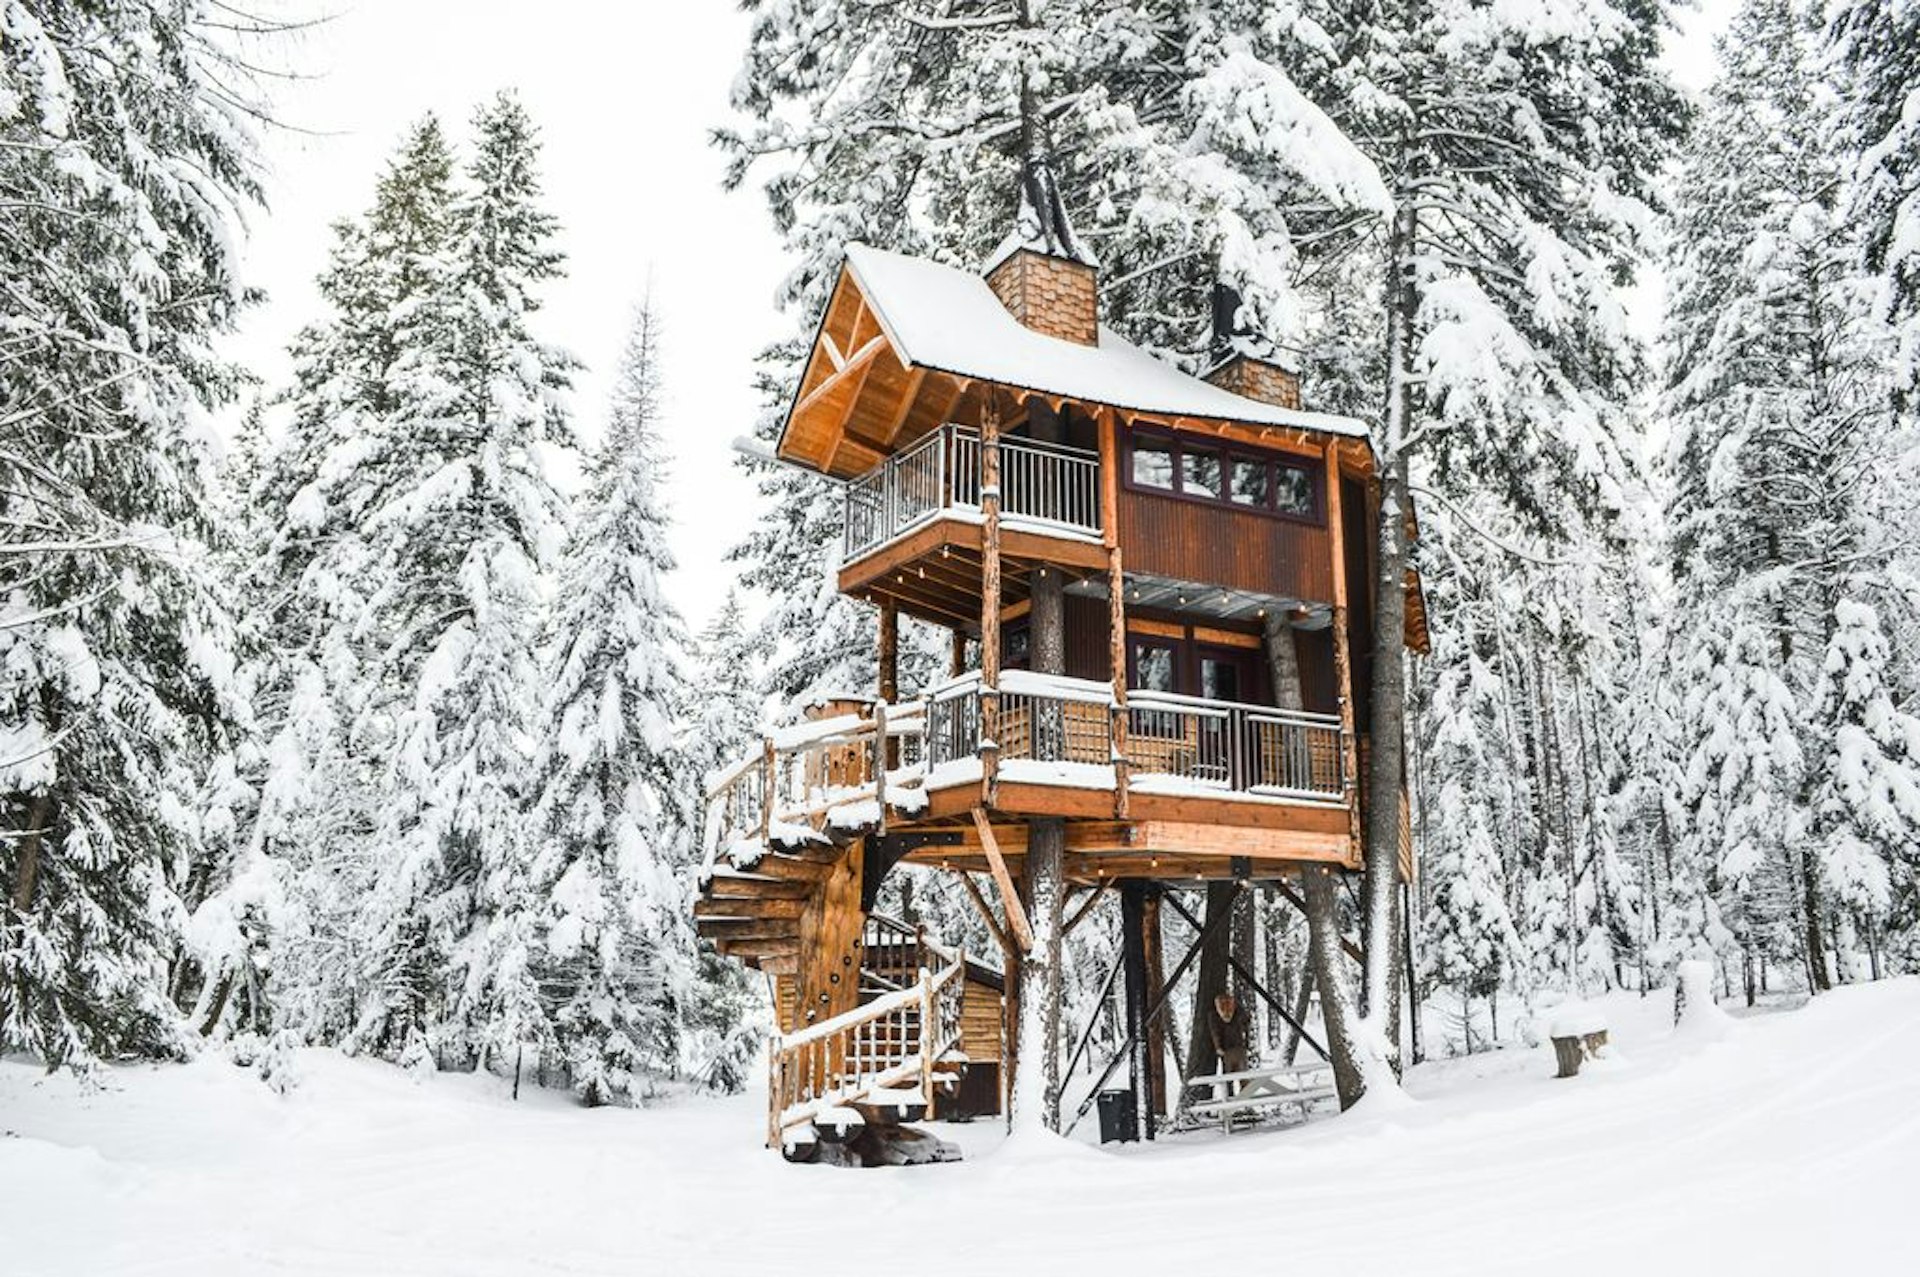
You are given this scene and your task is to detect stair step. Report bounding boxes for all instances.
[718,937,799,961]
[694,896,805,921]
[771,841,845,865]
[697,917,799,941]
[745,855,835,884]
[706,871,812,902]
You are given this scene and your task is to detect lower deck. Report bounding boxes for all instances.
[706,668,1412,890]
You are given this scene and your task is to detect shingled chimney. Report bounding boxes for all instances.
[983,158,1100,347]
[1204,282,1301,409]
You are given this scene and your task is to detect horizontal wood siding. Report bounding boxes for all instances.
[1118,487,1334,603]
[961,979,1004,1061]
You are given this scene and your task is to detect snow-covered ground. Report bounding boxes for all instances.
[3,979,1915,1276]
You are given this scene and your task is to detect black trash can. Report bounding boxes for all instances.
[1096,1088,1137,1144]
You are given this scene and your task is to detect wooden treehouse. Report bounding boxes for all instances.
[697,217,1427,1158]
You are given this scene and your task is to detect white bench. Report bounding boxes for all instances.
[1180,1062,1337,1133]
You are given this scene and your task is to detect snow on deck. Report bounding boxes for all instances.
[3,979,1916,1275]
[845,243,1369,438]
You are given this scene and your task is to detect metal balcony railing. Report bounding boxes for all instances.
[925,672,1347,803]
[842,424,1102,561]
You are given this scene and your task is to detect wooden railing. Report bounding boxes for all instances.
[842,424,1103,560]
[703,701,925,869]
[926,671,1347,803]
[764,943,966,1147]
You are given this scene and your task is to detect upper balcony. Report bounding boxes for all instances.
[843,423,1103,562]
[836,423,1113,622]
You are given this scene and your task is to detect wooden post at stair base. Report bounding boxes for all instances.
[1098,407,1130,818]
[979,393,1003,808]
[1325,442,1364,863]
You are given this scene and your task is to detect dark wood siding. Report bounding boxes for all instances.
[1064,593,1110,682]
[1117,487,1334,603]
[1341,475,1373,733]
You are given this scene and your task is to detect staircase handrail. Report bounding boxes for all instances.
[765,940,968,1146]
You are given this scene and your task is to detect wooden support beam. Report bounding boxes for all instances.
[1062,880,1111,937]
[1325,441,1364,857]
[792,333,887,420]
[958,871,1015,961]
[878,365,928,446]
[972,806,1032,952]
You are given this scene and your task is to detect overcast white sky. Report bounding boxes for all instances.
[224,1,1734,631]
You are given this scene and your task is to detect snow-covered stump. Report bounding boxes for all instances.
[1673,960,1733,1039]
[1548,1005,1609,1078]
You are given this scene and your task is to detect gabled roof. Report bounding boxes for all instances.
[841,243,1369,439]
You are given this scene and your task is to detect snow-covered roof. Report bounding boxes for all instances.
[842,243,1369,439]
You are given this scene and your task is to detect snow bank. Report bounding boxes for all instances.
[4,981,1918,1276]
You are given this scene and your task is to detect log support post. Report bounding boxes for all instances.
[980,395,1003,809]
[1325,443,1364,863]
[1098,407,1130,818]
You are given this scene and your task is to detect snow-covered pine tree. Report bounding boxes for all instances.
[1830,0,1920,400]
[1807,598,1920,975]
[238,118,461,1044]
[1418,625,1523,1049]
[1268,0,1688,1074]
[676,591,768,1094]
[0,1,262,1067]
[523,297,695,1104]
[351,93,574,1068]
[1662,0,1904,991]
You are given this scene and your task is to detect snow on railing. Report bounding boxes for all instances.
[703,699,928,871]
[842,424,1103,561]
[766,950,966,1146]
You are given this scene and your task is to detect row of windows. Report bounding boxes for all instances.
[1127,431,1319,521]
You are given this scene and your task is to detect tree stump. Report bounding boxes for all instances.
[1549,1006,1608,1078]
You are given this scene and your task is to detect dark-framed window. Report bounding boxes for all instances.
[1128,637,1179,693]
[1124,425,1322,523]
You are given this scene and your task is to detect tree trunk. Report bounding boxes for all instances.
[1262,613,1305,712]
[1303,866,1366,1108]
[1364,448,1410,1061]
[1282,955,1313,1066]
[1362,194,1419,1071]
[1184,882,1236,1080]
[1016,561,1068,1132]
[10,792,54,915]
[1801,849,1831,993]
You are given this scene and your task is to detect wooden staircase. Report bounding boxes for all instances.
[695,703,973,1156]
